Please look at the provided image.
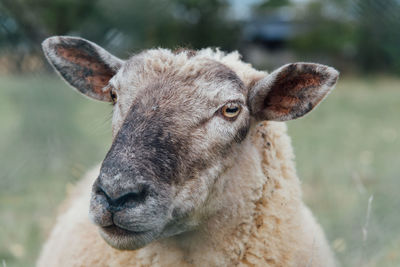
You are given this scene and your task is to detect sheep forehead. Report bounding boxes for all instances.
[110,48,248,119]
[101,49,254,187]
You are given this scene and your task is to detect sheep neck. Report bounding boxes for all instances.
[138,121,302,266]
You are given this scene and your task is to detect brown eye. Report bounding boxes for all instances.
[221,103,241,119]
[110,90,117,104]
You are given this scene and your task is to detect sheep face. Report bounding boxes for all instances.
[91,51,252,250]
[42,36,339,251]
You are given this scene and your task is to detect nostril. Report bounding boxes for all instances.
[114,188,148,207]
[94,181,149,210]
[95,185,113,204]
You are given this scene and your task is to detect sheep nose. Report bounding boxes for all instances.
[93,180,148,211]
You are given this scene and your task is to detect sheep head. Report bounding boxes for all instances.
[42,36,339,250]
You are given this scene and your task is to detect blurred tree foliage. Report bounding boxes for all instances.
[1,0,399,74]
[355,0,400,74]
[0,0,238,57]
[285,0,400,74]
[97,0,239,52]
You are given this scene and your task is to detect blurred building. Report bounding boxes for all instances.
[240,6,300,69]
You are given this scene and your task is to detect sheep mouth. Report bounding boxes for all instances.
[99,224,158,250]
[101,224,149,236]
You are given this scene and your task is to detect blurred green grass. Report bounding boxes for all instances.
[0,75,112,267]
[288,77,400,266]
[0,75,399,267]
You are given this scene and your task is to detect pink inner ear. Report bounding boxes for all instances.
[56,45,113,99]
[264,72,323,116]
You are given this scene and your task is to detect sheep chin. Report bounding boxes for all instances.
[98,225,160,250]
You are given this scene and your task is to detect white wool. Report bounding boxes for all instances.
[37,48,336,267]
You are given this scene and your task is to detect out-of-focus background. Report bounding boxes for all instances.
[0,0,399,266]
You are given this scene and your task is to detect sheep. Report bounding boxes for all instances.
[37,36,339,267]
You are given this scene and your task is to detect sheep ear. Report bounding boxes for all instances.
[42,36,123,102]
[248,63,339,121]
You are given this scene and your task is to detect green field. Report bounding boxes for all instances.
[0,75,399,266]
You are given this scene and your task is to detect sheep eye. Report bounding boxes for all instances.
[221,103,241,119]
[110,90,117,104]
